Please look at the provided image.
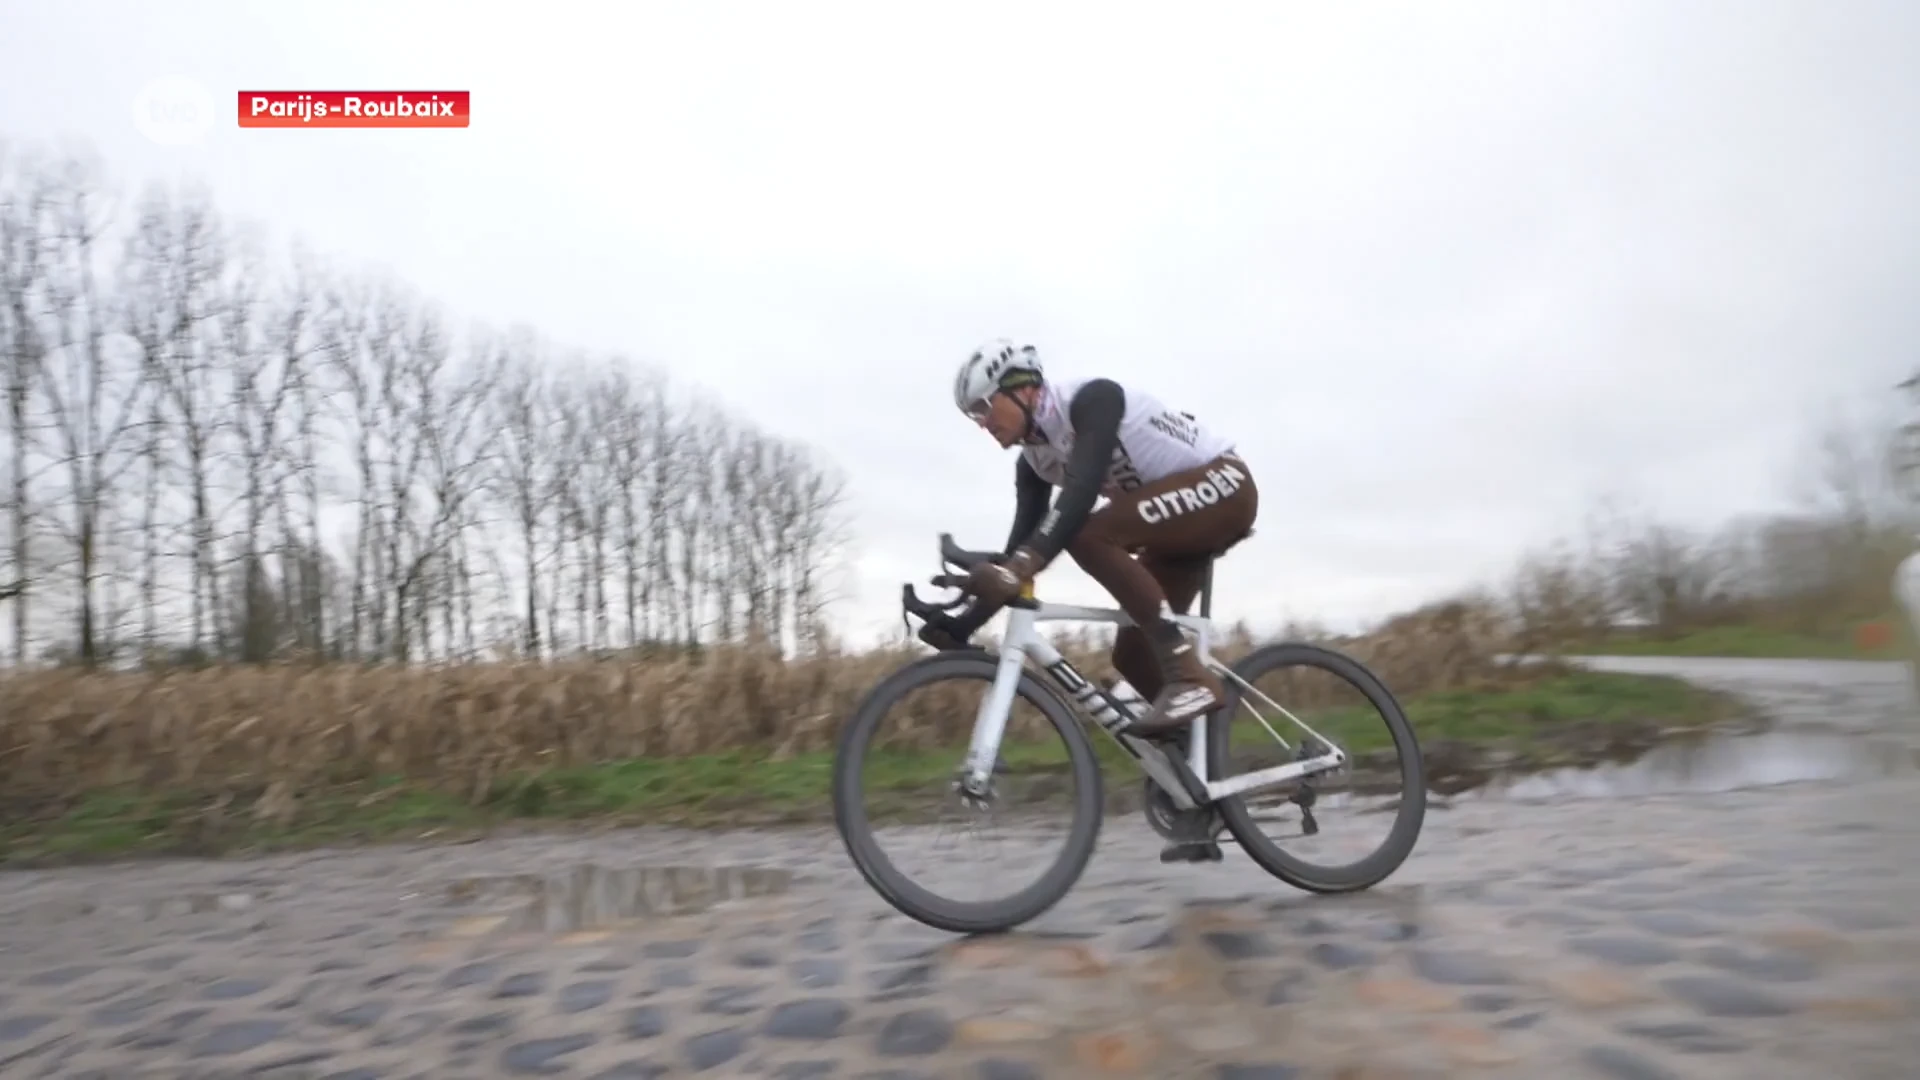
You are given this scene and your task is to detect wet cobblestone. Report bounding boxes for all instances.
[0,657,1916,1077]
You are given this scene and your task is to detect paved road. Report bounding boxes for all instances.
[1,658,1915,1079]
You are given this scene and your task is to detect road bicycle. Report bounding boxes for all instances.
[831,532,1427,934]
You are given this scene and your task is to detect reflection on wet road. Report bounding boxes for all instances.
[0,656,1914,1078]
[1472,726,1917,801]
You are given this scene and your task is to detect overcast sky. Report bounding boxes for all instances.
[3,0,1917,647]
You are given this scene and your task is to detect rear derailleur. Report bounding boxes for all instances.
[1144,735,1335,859]
[1289,738,1326,837]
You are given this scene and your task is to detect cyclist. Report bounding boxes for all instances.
[947,339,1259,739]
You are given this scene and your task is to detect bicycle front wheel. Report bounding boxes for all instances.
[831,651,1105,934]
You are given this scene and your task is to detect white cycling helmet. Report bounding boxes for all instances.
[953,339,1043,418]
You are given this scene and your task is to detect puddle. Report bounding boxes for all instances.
[440,863,797,933]
[1466,729,1919,803]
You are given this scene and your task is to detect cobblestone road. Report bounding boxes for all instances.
[1,658,1915,1079]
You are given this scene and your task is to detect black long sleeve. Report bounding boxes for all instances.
[1022,378,1124,562]
[1005,456,1050,555]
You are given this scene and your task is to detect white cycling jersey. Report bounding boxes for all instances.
[1019,375,1237,497]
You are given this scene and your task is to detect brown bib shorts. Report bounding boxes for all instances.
[1062,452,1258,700]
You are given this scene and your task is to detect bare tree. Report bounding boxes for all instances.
[565,363,628,651]
[408,341,491,661]
[275,246,339,657]
[210,226,326,661]
[0,142,54,661]
[1774,400,1913,627]
[480,330,558,658]
[770,441,850,653]
[670,398,732,645]
[132,375,169,656]
[122,181,227,653]
[334,282,484,662]
[597,361,668,649]
[1504,539,1613,653]
[1613,520,1728,634]
[319,275,487,661]
[548,371,594,651]
[33,155,153,665]
[0,141,862,669]
[644,380,686,647]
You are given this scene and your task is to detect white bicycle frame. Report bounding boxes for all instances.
[960,599,1349,811]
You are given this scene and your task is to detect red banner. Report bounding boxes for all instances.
[237,91,470,128]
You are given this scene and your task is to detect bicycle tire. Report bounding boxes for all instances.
[1209,642,1427,893]
[831,651,1106,934]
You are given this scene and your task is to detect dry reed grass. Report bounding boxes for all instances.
[0,600,1519,814]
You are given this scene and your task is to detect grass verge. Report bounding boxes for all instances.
[0,670,1749,867]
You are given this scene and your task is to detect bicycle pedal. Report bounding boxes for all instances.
[1158,840,1223,864]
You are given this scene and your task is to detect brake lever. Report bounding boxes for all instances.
[938,532,1004,573]
[902,584,936,639]
[904,534,1000,646]
[901,581,971,620]
[923,588,972,613]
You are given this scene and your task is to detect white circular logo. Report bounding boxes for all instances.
[132,76,217,147]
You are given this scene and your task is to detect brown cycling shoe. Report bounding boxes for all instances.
[1130,623,1225,737]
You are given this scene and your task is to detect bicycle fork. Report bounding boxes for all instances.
[958,646,1026,798]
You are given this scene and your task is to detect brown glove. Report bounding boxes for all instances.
[968,547,1042,607]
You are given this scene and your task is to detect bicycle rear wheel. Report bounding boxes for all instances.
[1209,642,1426,892]
[831,651,1106,934]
